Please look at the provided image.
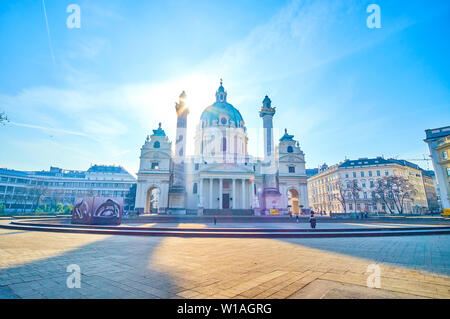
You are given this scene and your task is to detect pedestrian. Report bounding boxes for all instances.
[309,213,316,229]
[213,216,217,225]
[296,214,299,223]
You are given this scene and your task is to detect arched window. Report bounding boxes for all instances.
[222,137,227,152]
[287,146,293,153]
[154,141,160,148]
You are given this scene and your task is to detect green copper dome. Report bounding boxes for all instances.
[200,80,244,127]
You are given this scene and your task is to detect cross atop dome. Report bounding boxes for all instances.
[152,122,166,136]
[216,78,227,102]
[280,128,295,141]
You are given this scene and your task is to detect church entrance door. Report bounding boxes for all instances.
[222,194,230,209]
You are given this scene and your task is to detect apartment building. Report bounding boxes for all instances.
[0,165,136,213]
[307,157,431,214]
[424,126,450,209]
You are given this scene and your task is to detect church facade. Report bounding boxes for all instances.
[135,81,309,215]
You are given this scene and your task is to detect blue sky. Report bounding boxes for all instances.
[0,0,449,175]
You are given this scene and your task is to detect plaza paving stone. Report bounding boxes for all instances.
[0,227,449,299]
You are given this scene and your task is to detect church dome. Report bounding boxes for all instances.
[200,80,244,128]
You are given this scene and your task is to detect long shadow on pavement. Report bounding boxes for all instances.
[276,225,450,277]
[0,234,177,299]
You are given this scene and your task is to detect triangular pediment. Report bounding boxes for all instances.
[279,154,304,162]
[141,151,171,159]
[199,163,254,173]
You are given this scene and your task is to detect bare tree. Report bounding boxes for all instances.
[334,179,362,213]
[373,175,417,214]
[334,181,348,213]
[349,179,362,212]
[29,184,49,211]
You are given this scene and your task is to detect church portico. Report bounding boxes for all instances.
[197,174,254,210]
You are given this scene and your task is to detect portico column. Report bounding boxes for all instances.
[242,178,246,209]
[232,178,236,209]
[199,178,203,207]
[250,179,255,208]
[209,178,213,209]
[219,178,223,209]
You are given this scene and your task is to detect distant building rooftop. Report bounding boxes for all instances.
[338,157,392,168]
[424,126,450,141]
[421,169,435,178]
[0,165,134,180]
[306,168,319,177]
[87,165,130,174]
[0,168,29,177]
[338,157,427,171]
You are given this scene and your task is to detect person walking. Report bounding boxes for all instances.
[309,213,317,229]
[296,214,299,223]
[213,216,217,225]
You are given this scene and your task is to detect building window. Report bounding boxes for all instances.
[345,173,349,178]
[370,180,374,188]
[221,117,227,125]
[153,141,160,148]
[361,171,364,177]
[195,163,199,170]
[447,167,450,177]
[353,172,356,178]
[385,171,389,176]
[222,137,227,152]
[151,162,159,170]
[287,146,293,153]
[377,170,381,176]
[289,166,295,173]
[369,171,372,177]
[193,183,197,194]
[443,151,448,160]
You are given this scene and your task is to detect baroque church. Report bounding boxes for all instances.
[135,81,309,215]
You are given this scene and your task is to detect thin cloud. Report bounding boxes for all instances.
[41,0,55,66]
[9,121,96,141]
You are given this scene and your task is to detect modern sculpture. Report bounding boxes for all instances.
[72,197,123,225]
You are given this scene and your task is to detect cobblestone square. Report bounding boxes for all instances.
[0,226,448,299]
